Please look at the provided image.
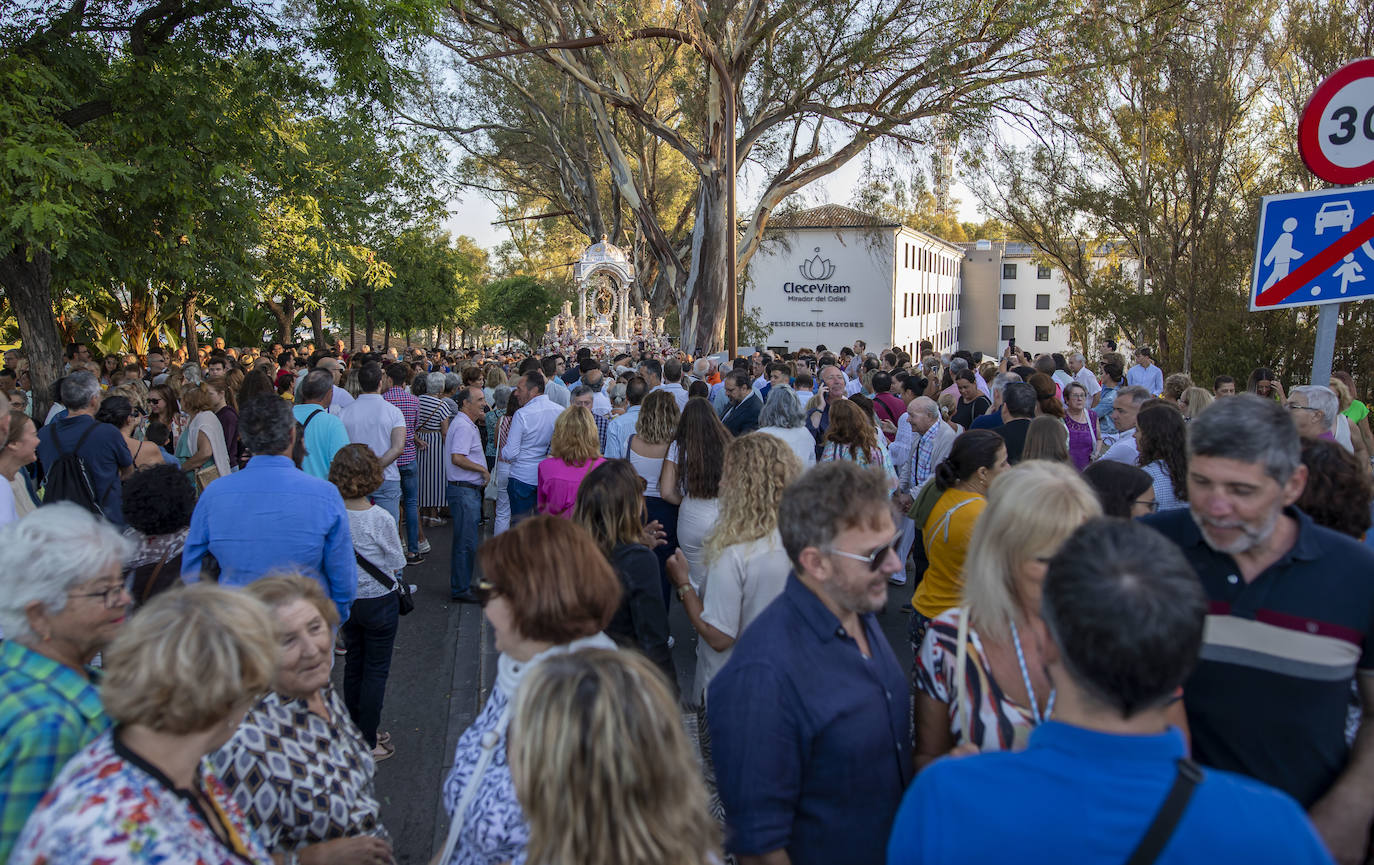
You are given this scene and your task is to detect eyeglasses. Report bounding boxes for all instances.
[474,579,499,605]
[71,584,130,608]
[828,532,903,571]
[1134,499,1160,513]
[1285,404,1322,414]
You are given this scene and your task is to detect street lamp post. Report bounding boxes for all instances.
[469,28,738,358]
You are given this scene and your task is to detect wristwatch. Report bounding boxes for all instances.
[675,583,693,601]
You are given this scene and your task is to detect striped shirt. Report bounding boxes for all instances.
[0,641,110,862]
[1146,506,1374,807]
[383,386,420,466]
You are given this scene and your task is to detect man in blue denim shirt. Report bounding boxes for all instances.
[708,461,911,865]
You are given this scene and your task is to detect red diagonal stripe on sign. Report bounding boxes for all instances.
[1255,211,1374,307]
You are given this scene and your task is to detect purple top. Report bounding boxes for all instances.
[1065,410,1098,471]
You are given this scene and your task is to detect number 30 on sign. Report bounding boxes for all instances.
[1300,58,1374,185]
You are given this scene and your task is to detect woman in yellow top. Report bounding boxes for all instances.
[909,429,1009,652]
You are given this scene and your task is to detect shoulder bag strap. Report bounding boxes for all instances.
[436,703,513,865]
[141,545,174,604]
[301,407,324,434]
[954,608,971,744]
[354,550,397,591]
[1123,759,1204,865]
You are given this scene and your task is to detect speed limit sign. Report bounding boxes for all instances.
[1300,57,1374,184]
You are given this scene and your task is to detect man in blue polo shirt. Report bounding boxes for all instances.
[709,461,910,865]
[1146,394,1374,864]
[889,517,1332,864]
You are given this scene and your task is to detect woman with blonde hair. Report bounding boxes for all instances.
[1327,376,1371,467]
[12,584,278,865]
[538,405,605,518]
[1179,385,1214,421]
[914,462,1121,768]
[176,383,231,478]
[509,649,720,865]
[671,433,802,702]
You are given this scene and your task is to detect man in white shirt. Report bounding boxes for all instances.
[541,356,571,407]
[1126,348,1164,396]
[1100,386,1151,464]
[501,370,563,522]
[1067,352,1103,408]
[445,384,489,602]
[657,358,689,410]
[605,377,647,459]
[339,363,406,525]
[579,360,612,416]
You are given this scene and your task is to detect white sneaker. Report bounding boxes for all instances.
[417,539,432,554]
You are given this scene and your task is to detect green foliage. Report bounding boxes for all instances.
[482,275,561,348]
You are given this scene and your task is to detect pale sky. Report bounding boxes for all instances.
[441,154,985,253]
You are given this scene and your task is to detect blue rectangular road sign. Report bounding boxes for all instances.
[1251,183,1374,311]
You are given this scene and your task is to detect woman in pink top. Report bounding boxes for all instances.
[537,406,606,518]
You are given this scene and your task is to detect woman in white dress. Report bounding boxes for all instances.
[659,398,730,594]
[176,383,230,479]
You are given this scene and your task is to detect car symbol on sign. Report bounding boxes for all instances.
[1314,201,1355,235]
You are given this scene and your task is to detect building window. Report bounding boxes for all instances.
[1037,264,1052,279]
[1001,325,1015,341]
[1036,294,1050,309]
[1035,326,1049,342]
[1003,263,1017,279]
[1002,293,1016,310]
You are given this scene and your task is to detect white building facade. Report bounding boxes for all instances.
[958,240,1073,355]
[747,205,964,356]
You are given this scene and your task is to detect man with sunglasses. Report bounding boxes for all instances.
[709,461,911,865]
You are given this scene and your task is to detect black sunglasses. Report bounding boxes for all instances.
[828,532,903,571]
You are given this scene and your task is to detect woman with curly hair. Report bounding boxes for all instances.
[659,399,730,592]
[1028,372,1065,418]
[573,460,675,686]
[819,398,896,488]
[120,463,196,605]
[1136,403,1189,511]
[670,433,802,702]
[1298,437,1372,540]
[1162,372,1194,405]
[537,406,605,518]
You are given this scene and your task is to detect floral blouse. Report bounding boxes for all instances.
[209,687,385,854]
[11,731,272,865]
[819,441,897,490]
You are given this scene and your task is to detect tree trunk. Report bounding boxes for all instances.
[182,289,199,356]
[364,294,375,348]
[349,303,356,352]
[680,172,730,354]
[310,307,325,346]
[0,245,63,421]
[266,298,295,346]
[384,320,391,352]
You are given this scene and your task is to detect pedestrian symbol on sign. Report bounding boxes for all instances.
[1261,218,1303,293]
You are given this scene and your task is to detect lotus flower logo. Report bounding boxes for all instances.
[799,248,836,281]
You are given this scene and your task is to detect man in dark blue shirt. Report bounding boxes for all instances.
[708,461,911,865]
[36,372,132,526]
[889,518,1332,865]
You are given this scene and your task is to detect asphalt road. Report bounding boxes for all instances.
[334,518,918,865]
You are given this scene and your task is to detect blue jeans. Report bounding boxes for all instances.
[447,483,482,597]
[372,477,401,522]
[507,477,537,523]
[398,461,420,554]
[342,592,400,748]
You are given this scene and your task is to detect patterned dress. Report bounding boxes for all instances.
[209,687,386,854]
[11,731,272,865]
[416,393,455,508]
[914,607,1041,754]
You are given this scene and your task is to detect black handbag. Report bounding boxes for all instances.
[354,551,415,615]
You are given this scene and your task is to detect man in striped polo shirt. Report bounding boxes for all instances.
[1147,394,1374,865]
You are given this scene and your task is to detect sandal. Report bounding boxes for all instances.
[371,740,395,762]
[377,731,391,746]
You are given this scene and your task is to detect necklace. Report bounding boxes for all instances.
[1010,619,1055,725]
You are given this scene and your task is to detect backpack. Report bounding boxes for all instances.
[43,422,109,517]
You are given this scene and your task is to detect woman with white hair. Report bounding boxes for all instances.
[0,505,135,862]
[755,385,816,467]
[1287,385,1346,451]
[11,584,278,865]
[416,371,455,528]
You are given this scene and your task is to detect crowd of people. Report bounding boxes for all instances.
[1,332,1373,864]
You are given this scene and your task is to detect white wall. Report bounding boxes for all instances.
[996,256,1072,351]
[746,229,897,351]
[894,229,963,357]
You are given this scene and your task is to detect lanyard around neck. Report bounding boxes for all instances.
[1010,619,1055,726]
